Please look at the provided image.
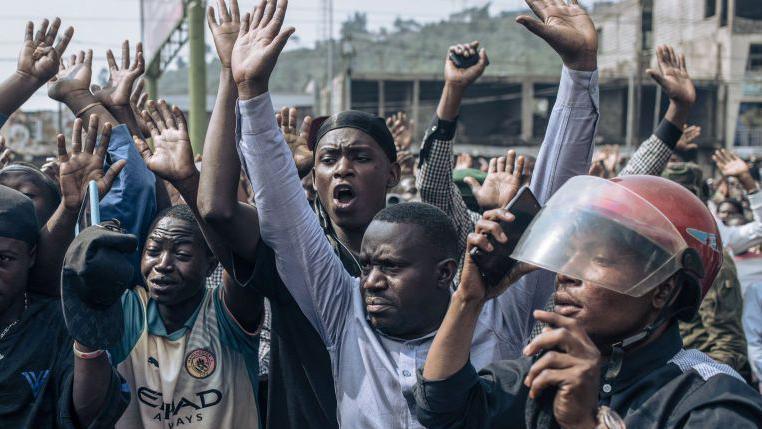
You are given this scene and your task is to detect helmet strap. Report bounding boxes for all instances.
[604,284,681,380]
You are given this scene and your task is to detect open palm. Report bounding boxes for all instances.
[138,101,197,183]
[18,18,73,83]
[647,45,695,106]
[58,116,126,211]
[231,0,295,97]
[48,50,92,102]
[208,0,242,67]
[93,41,145,108]
[517,0,597,71]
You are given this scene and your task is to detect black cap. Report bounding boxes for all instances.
[61,222,137,349]
[0,184,38,247]
[309,110,397,162]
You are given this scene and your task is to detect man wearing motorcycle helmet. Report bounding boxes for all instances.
[415,175,762,428]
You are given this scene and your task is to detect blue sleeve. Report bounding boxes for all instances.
[98,124,157,283]
[487,67,599,354]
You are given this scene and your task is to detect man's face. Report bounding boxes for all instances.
[0,237,34,316]
[313,129,400,231]
[141,217,213,307]
[359,221,452,339]
[553,273,661,347]
[0,171,57,224]
[718,202,741,224]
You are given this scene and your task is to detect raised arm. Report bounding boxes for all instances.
[28,116,125,296]
[416,41,488,257]
[486,0,599,350]
[620,45,696,176]
[0,18,72,122]
[231,0,354,346]
[712,149,762,254]
[91,40,146,138]
[136,99,264,332]
[198,0,262,278]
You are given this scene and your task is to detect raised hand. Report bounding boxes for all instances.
[523,311,601,429]
[647,45,695,108]
[48,50,93,103]
[455,153,473,170]
[516,0,597,71]
[276,106,313,177]
[136,100,197,184]
[713,149,757,192]
[208,0,242,68]
[57,115,126,212]
[92,41,145,109]
[445,41,489,89]
[17,18,73,84]
[676,124,700,152]
[714,149,749,178]
[464,150,526,211]
[231,0,296,99]
[130,78,151,136]
[386,112,414,152]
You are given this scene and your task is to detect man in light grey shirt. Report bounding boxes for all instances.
[229,0,599,426]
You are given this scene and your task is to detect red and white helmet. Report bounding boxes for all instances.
[512,175,722,319]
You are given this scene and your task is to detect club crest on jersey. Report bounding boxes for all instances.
[185,348,216,379]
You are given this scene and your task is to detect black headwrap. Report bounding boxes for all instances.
[309,110,397,163]
[0,184,39,246]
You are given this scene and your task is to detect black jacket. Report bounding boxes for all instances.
[414,323,762,428]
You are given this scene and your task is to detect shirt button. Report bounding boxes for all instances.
[402,370,412,377]
[431,125,437,132]
[602,384,612,393]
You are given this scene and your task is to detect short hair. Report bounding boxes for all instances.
[372,202,458,260]
[148,204,211,255]
[718,199,744,215]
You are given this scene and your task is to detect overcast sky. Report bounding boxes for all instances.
[0,0,595,110]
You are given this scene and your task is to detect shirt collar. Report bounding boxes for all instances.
[146,289,207,340]
[604,322,682,392]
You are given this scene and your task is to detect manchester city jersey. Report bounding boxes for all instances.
[110,286,261,428]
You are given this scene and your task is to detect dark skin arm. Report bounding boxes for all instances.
[72,342,113,427]
[436,41,489,121]
[136,99,263,331]
[198,0,262,275]
[28,116,126,296]
[48,49,118,133]
[91,40,146,138]
[646,45,696,131]
[0,18,73,116]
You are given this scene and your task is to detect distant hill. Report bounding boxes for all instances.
[158,6,561,95]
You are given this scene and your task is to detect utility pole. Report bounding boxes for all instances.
[323,0,335,114]
[188,0,207,155]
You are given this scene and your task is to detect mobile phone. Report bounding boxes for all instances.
[75,180,101,236]
[449,52,479,69]
[470,186,541,286]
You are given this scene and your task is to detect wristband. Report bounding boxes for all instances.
[75,102,103,118]
[73,342,106,360]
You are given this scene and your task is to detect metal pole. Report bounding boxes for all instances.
[188,0,207,155]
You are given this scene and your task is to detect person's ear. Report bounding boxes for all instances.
[435,258,457,290]
[651,277,679,310]
[387,162,401,189]
[311,166,317,190]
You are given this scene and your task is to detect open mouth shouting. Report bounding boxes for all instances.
[332,183,357,211]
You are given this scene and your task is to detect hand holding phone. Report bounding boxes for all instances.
[470,186,541,287]
[449,51,479,69]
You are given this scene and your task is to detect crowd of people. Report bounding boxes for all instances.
[2,0,762,428]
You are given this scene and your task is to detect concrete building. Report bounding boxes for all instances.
[323,0,761,157]
[594,0,762,152]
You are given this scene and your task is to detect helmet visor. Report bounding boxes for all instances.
[511,176,688,297]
